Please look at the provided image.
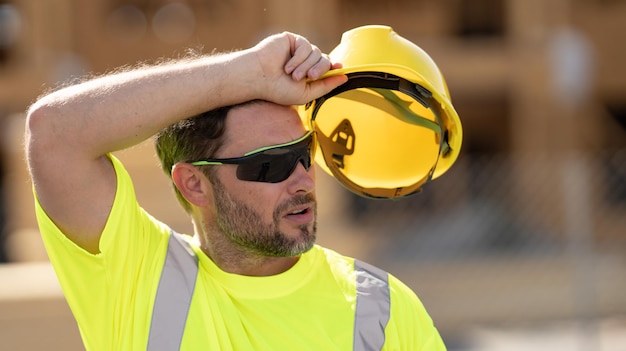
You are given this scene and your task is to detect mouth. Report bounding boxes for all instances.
[283,203,314,223]
[288,206,309,215]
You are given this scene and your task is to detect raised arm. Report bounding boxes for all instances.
[25,32,346,253]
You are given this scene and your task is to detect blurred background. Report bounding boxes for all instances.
[0,0,625,350]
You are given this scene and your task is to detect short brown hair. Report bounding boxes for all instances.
[154,100,263,212]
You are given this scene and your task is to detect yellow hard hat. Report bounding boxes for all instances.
[300,25,462,199]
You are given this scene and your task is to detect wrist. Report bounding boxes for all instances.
[210,47,269,104]
[190,49,266,108]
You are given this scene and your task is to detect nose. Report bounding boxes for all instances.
[286,161,315,194]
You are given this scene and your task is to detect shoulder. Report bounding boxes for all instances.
[313,245,395,292]
[311,245,354,274]
[384,271,446,348]
[315,246,426,312]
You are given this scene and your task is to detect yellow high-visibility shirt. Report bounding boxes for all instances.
[34,154,446,350]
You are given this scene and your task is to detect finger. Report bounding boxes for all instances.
[305,52,333,81]
[292,46,324,81]
[331,62,343,70]
[287,38,331,81]
[284,34,312,76]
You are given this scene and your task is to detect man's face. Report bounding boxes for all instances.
[211,175,316,257]
[208,102,317,257]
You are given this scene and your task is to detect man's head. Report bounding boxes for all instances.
[155,103,232,212]
[155,100,317,257]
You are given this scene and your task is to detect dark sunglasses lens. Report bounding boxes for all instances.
[236,147,311,183]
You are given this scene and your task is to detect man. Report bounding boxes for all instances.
[26,32,446,350]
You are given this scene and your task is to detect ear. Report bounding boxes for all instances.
[171,163,213,208]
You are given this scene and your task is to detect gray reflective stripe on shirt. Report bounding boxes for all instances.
[353,259,391,351]
[146,237,390,350]
[147,231,198,351]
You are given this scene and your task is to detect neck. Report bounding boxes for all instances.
[192,223,299,276]
[209,249,300,276]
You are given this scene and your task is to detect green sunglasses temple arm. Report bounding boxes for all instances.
[189,160,224,166]
[240,130,313,156]
[187,131,314,166]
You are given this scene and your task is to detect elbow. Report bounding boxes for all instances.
[25,101,47,147]
[26,100,47,136]
[25,98,60,162]
[26,96,57,131]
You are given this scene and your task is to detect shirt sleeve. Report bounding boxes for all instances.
[34,154,172,350]
[384,274,447,351]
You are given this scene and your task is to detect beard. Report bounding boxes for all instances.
[211,178,317,257]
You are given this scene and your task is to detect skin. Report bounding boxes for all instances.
[173,102,318,275]
[25,32,347,276]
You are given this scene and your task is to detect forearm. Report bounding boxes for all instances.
[27,31,345,159]
[28,49,260,158]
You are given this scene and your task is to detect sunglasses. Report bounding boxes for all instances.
[189,131,316,183]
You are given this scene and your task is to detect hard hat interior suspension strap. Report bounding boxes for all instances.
[306,71,451,198]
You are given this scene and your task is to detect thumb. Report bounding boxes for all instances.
[304,74,348,102]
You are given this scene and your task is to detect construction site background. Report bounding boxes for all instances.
[0,0,625,350]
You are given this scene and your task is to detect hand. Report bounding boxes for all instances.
[252,32,347,105]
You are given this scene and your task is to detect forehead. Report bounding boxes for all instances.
[221,102,307,155]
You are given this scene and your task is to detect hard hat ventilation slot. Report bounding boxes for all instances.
[317,118,355,170]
